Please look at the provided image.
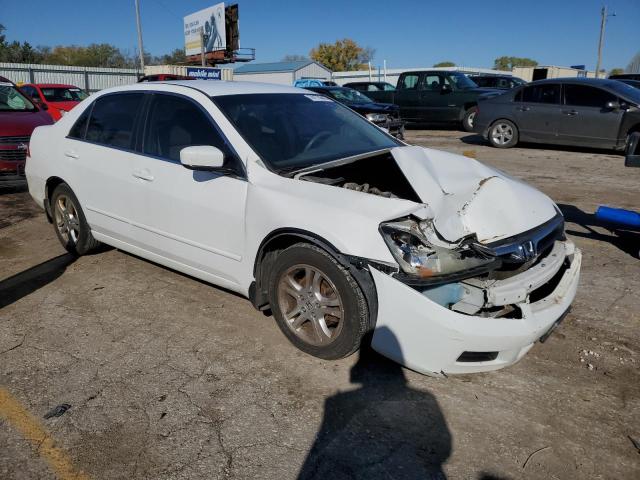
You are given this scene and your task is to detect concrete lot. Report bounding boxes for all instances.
[1,130,639,480]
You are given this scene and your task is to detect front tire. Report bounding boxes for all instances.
[462,106,478,132]
[488,119,519,148]
[268,243,370,360]
[51,183,100,255]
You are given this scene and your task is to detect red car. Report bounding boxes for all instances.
[20,83,88,121]
[0,76,53,187]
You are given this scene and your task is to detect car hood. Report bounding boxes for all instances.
[347,102,399,113]
[0,110,53,136]
[391,146,557,243]
[48,101,79,112]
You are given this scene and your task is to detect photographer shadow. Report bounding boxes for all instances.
[298,327,451,480]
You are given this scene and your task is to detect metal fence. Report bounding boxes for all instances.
[0,62,141,93]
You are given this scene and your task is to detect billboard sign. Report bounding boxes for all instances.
[186,67,222,80]
[184,3,226,56]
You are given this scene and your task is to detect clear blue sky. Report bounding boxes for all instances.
[0,0,638,71]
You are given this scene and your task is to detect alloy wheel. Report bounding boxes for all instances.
[54,194,80,244]
[491,123,514,145]
[277,264,344,346]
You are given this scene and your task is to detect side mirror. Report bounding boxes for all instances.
[605,100,620,110]
[441,84,452,94]
[625,132,640,167]
[180,145,225,170]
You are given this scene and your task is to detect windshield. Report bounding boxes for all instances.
[448,73,478,90]
[326,88,374,104]
[0,83,37,112]
[41,87,88,102]
[213,93,400,172]
[607,81,640,104]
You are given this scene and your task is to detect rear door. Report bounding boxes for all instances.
[558,84,624,148]
[63,92,143,243]
[513,83,562,142]
[394,73,422,121]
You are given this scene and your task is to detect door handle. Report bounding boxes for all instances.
[516,106,530,112]
[64,150,79,159]
[562,110,578,116]
[132,169,154,181]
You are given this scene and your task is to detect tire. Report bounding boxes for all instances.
[462,106,478,132]
[488,119,519,148]
[50,183,100,256]
[267,243,370,360]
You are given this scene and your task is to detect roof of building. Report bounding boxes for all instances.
[234,60,328,75]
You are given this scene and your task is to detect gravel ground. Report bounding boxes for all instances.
[0,130,639,480]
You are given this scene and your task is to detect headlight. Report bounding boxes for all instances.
[380,218,499,280]
[366,113,388,123]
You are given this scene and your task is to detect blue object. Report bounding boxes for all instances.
[421,283,464,307]
[186,67,221,80]
[595,206,640,230]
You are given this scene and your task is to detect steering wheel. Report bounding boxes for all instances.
[303,131,332,153]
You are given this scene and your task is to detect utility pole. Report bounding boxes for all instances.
[134,0,145,72]
[595,5,616,78]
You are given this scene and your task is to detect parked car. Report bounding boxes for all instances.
[467,74,526,90]
[305,86,404,139]
[474,78,640,150]
[293,79,338,88]
[363,70,501,131]
[344,81,397,92]
[20,83,88,121]
[138,74,194,82]
[616,79,640,89]
[609,73,640,81]
[0,76,53,187]
[26,80,581,376]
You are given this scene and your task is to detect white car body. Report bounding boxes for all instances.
[26,80,581,376]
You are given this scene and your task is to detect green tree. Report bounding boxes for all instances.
[433,61,456,67]
[494,56,538,70]
[310,39,373,71]
[609,67,624,76]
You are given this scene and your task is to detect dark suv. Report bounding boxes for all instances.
[474,78,640,150]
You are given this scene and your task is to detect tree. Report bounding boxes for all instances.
[310,39,373,71]
[494,56,538,71]
[608,67,624,76]
[282,54,307,62]
[433,61,456,68]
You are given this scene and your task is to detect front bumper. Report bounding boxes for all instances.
[370,240,582,376]
[374,118,405,139]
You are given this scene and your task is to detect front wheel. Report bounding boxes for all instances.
[51,183,101,255]
[488,119,519,148]
[268,243,371,360]
[462,106,478,132]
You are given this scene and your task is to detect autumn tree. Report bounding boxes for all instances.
[494,56,538,70]
[310,39,374,71]
[433,61,456,67]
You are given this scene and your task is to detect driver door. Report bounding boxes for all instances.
[129,92,248,287]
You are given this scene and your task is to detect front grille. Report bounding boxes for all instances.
[0,149,27,161]
[0,135,30,144]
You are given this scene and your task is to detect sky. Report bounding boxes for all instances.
[0,0,638,71]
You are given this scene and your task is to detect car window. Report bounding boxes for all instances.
[0,83,37,111]
[367,85,381,91]
[398,74,419,90]
[68,106,92,139]
[41,87,88,102]
[497,78,510,88]
[21,86,37,98]
[85,93,144,149]
[564,84,617,108]
[143,93,228,162]
[423,75,441,91]
[520,84,560,104]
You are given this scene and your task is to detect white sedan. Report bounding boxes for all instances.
[26,80,581,376]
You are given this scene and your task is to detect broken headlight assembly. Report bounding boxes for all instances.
[379,218,501,285]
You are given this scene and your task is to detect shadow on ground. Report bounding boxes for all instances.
[0,254,76,308]
[298,328,452,480]
[558,203,639,259]
[460,134,620,156]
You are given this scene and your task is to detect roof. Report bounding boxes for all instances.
[529,77,620,86]
[109,80,305,97]
[234,60,327,75]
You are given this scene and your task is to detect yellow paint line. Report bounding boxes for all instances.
[0,388,90,480]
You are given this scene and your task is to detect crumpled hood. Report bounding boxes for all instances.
[391,146,557,243]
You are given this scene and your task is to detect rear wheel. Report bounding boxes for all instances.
[51,183,100,255]
[268,243,370,360]
[462,106,478,132]
[488,119,519,148]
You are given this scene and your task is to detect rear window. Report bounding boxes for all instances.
[517,84,560,104]
[85,93,144,149]
[564,84,617,107]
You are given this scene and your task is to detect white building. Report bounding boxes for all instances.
[512,65,596,82]
[233,60,332,85]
